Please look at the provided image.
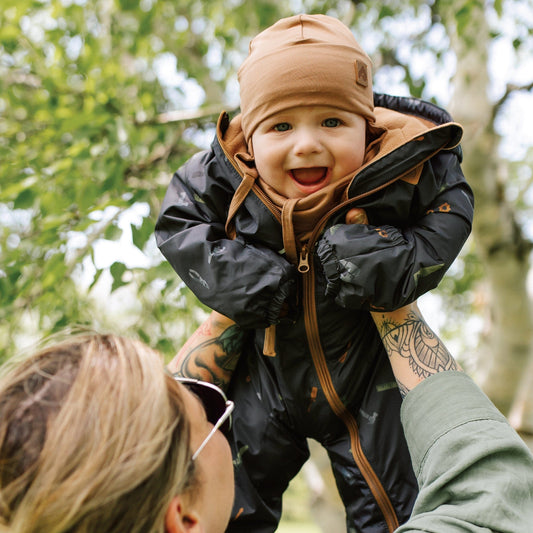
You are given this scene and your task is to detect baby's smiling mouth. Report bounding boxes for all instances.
[290,167,328,184]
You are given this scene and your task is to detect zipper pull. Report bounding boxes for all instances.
[298,246,310,273]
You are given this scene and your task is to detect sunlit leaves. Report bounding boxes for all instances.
[0,0,295,357]
[1,0,532,362]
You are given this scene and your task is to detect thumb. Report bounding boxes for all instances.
[345,208,368,225]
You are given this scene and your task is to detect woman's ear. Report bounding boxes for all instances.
[165,495,202,533]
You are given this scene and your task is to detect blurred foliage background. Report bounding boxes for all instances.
[2,0,533,528]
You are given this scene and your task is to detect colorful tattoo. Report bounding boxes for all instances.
[176,323,244,390]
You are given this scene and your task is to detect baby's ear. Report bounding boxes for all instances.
[164,495,202,533]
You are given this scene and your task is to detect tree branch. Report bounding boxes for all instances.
[493,80,533,121]
[154,104,238,124]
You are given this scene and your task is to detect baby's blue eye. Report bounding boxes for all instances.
[323,118,341,127]
[273,122,291,132]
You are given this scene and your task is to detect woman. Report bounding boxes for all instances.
[0,333,234,533]
[2,309,533,532]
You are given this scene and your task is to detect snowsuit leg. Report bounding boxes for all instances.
[226,347,310,532]
[323,350,418,532]
[226,324,416,533]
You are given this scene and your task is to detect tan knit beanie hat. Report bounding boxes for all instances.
[238,14,375,143]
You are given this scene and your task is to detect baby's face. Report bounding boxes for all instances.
[251,105,366,199]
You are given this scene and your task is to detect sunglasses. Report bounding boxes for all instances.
[174,376,234,461]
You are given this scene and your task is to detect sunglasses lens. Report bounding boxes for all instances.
[182,381,231,435]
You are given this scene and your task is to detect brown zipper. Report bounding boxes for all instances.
[302,263,399,532]
[299,177,406,533]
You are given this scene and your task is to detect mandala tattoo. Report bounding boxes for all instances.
[379,311,458,378]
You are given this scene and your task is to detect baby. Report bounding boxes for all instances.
[156,14,474,533]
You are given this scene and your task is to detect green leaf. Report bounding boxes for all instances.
[14,188,36,209]
[378,6,395,19]
[455,6,471,36]
[104,224,123,241]
[89,268,104,291]
[131,216,153,251]
[110,261,127,292]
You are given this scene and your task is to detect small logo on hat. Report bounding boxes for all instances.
[355,60,368,87]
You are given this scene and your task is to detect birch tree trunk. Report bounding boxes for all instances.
[441,1,533,431]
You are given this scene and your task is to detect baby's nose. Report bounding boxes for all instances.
[293,128,322,155]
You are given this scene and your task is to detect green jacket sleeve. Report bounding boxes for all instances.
[397,371,533,533]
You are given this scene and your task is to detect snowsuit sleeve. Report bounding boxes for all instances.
[155,150,296,329]
[316,150,474,310]
[397,371,533,532]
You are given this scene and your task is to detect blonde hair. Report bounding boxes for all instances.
[0,333,194,533]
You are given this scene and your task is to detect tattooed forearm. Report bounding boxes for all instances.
[378,311,458,377]
[371,303,461,396]
[168,312,245,392]
[178,325,244,387]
